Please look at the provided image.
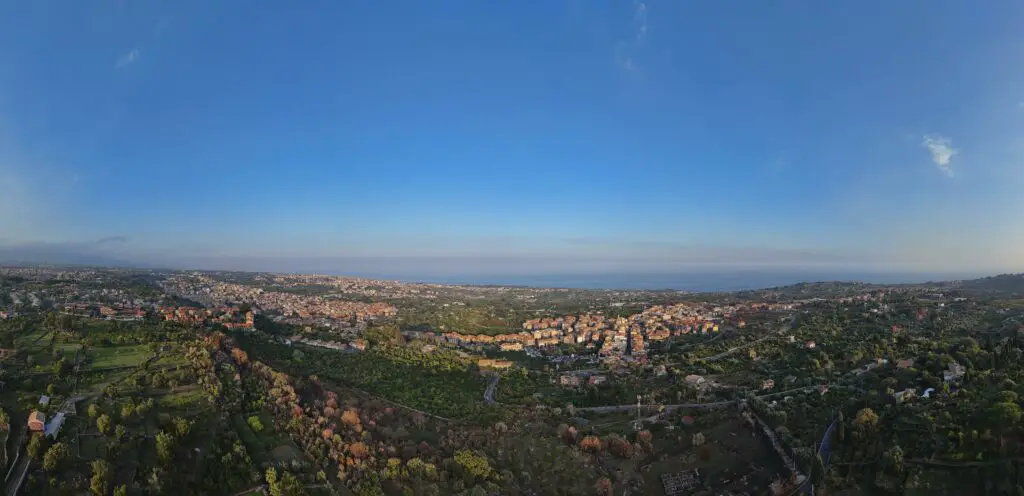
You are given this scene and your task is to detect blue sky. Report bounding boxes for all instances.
[2,1,1024,276]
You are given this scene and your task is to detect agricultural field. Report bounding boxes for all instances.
[85,344,152,369]
[238,334,489,419]
[231,410,302,465]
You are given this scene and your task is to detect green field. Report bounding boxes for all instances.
[157,388,206,409]
[232,411,302,464]
[15,329,50,349]
[87,344,152,369]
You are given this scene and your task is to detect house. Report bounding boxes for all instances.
[560,374,581,387]
[499,342,523,352]
[28,411,45,432]
[895,388,916,403]
[661,469,701,496]
[39,395,50,406]
[897,358,914,369]
[944,361,966,382]
[761,379,775,390]
[349,339,367,351]
[44,412,65,439]
[654,364,667,377]
[587,375,607,386]
[684,375,706,387]
[805,340,816,349]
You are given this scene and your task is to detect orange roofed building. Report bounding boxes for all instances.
[28,411,45,432]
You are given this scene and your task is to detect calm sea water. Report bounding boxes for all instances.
[338,270,982,292]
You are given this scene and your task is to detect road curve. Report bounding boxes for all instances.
[484,374,500,404]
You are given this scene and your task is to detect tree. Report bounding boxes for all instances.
[27,434,46,459]
[246,415,264,433]
[156,431,176,463]
[269,470,307,496]
[579,435,602,453]
[854,407,878,434]
[90,460,113,496]
[608,436,634,458]
[811,453,826,486]
[96,414,111,434]
[364,324,402,346]
[58,314,74,333]
[883,444,904,474]
[989,402,1021,453]
[43,443,70,472]
[454,449,492,482]
[173,417,191,437]
[115,424,127,442]
[88,404,100,418]
[52,357,71,378]
[114,485,128,496]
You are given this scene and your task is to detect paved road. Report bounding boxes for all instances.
[700,315,797,362]
[575,382,860,415]
[4,451,29,496]
[673,328,729,353]
[484,374,500,404]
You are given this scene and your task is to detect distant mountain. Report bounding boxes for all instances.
[941,273,1024,297]
[0,243,133,268]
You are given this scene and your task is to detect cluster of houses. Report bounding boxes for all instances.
[28,395,68,439]
[893,361,967,403]
[159,306,255,330]
[285,335,367,352]
[433,304,728,364]
[161,275,398,323]
[558,371,608,387]
[63,303,146,321]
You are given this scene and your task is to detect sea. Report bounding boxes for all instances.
[338,270,984,292]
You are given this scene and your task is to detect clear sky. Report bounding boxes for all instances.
[2,1,1024,276]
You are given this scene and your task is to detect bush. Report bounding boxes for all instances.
[579,435,602,454]
[246,415,264,433]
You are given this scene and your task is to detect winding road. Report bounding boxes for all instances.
[484,374,499,404]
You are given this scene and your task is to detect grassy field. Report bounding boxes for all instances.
[87,344,151,369]
[157,388,206,409]
[14,329,49,348]
[640,415,784,495]
[233,411,302,464]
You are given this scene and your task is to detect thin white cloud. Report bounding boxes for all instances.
[635,2,648,42]
[922,135,958,177]
[616,1,648,73]
[116,49,140,68]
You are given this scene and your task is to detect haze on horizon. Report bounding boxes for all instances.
[2,2,1024,277]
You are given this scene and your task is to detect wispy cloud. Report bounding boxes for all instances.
[116,49,140,68]
[95,236,129,245]
[634,1,648,42]
[922,135,958,177]
[617,1,649,73]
